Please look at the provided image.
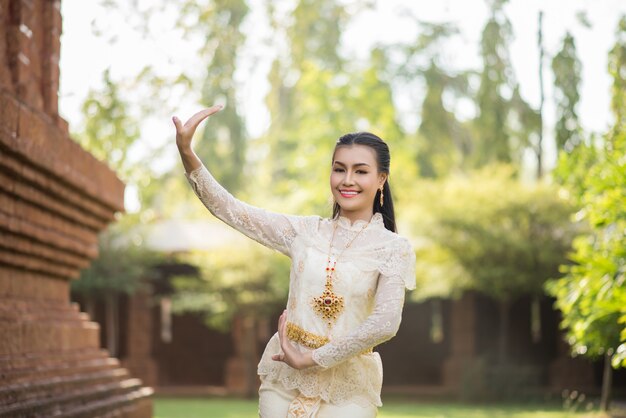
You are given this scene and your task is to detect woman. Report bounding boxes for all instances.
[173,106,416,417]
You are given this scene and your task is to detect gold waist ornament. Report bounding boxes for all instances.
[285,322,373,354]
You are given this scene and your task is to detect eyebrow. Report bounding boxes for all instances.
[333,161,371,168]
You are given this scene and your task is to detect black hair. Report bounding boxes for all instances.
[331,132,397,233]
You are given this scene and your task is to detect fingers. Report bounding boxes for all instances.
[271,353,285,362]
[277,310,287,342]
[185,105,223,130]
[172,104,223,138]
[172,116,183,132]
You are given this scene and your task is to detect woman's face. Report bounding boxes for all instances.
[330,144,387,219]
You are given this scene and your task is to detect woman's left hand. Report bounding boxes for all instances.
[272,310,317,370]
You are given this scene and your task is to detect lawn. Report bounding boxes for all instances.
[153,397,598,418]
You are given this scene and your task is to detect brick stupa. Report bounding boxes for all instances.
[0,1,153,416]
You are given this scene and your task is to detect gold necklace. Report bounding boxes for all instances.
[312,216,372,327]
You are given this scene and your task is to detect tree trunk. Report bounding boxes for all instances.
[600,351,614,411]
[536,10,544,179]
[105,292,119,357]
[243,315,258,399]
[498,300,510,364]
[531,296,542,343]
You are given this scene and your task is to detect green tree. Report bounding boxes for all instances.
[610,17,626,132]
[472,0,539,168]
[552,32,583,152]
[177,0,250,193]
[411,166,576,364]
[288,0,347,72]
[256,0,413,215]
[393,20,472,178]
[71,69,163,355]
[546,17,626,412]
[546,129,626,411]
[417,60,471,178]
[75,69,140,182]
[259,0,347,207]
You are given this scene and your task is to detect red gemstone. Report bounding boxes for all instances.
[324,298,332,305]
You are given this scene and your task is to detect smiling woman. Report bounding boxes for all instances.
[173,108,415,418]
[330,132,396,232]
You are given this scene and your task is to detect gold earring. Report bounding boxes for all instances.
[379,186,384,206]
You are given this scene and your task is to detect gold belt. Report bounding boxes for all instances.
[286,322,373,354]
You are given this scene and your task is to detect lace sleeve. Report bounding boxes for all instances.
[379,237,417,290]
[311,274,407,369]
[185,164,309,256]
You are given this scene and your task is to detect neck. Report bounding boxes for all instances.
[337,208,374,225]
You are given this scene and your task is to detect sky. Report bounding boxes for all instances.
[59,0,626,182]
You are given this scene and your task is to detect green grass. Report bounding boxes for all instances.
[153,396,598,418]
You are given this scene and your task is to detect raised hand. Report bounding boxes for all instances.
[172,105,223,173]
[271,310,316,370]
[172,105,223,151]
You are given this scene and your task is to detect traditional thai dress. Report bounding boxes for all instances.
[186,164,416,417]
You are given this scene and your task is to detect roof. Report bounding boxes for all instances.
[140,219,246,252]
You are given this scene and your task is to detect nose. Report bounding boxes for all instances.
[342,171,355,186]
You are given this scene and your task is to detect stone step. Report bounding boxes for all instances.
[57,387,153,418]
[0,348,112,372]
[0,377,151,418]
[0,300,87,323]
[0,368,130,407]
[2,356,120,385]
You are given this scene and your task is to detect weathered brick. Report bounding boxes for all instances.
[0,268,12,296]
[0,1,13,92]
[0,2,152,415]
[0,322,22,355]
[0,91,19,137]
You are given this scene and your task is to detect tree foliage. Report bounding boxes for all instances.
[75,69,141,182]
[409,165,576,362]
[71,226,162,296]
[472,0,539,168]
[546,15,626,368]
[177,0,250,193]
[170,244,291,331]
[412,165,575,303]
[545,17,626,411]
[72,66,163,295]
[255,0,414,217]
[552,32,583,152]
[394,20,472,178]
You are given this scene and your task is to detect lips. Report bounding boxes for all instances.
[339,190,360,198]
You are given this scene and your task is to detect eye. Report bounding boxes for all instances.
[356,170,368,174]
[333,168,345,173]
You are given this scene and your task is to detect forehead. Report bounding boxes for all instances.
[332,144,377,165]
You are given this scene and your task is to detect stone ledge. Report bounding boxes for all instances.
[0,89,124,213]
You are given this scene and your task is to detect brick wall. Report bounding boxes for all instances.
[0,1,152,416]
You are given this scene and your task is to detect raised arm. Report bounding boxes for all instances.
[173,107,306,256]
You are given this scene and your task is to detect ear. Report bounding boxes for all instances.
[378,173,388,188]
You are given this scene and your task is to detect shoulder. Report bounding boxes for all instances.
[374,229,413,253]
[376,233,416,289]
[288,214,323,233]
[382,234,414,260]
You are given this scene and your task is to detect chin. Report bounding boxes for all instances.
[337,203,366,212]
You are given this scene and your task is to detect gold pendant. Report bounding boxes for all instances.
[312,282,344,327]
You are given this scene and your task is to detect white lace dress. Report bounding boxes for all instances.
[186,164,416,408]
